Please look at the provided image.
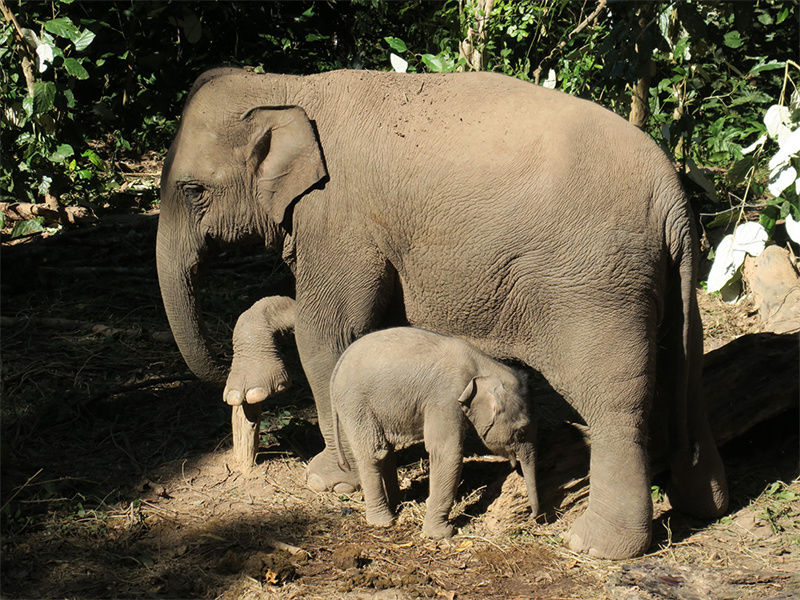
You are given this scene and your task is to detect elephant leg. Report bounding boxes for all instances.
[295,328,361,493]
[665,297,728,518]
[565,414,653,559]
[381,449,401,513]
[548,326,655,559]
[294,257,399,494]
[360,455,395,527]
[423,422,464,539]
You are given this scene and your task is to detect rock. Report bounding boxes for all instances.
[743,245,800,334]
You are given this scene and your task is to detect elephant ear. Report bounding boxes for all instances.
[244,106,327,226]
[457,376,500,439]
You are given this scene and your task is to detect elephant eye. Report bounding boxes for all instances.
[181,183,205,203]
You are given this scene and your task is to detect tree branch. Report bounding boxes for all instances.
[0,0,35,95]
[533,0,608,84]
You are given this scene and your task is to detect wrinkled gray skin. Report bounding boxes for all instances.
[331,327,538,539]
[156,68,728,559]
[224,296,295,406]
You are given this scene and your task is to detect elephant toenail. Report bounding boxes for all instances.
[225,389,243,405]
[245,387,268,403]
[332,482,357,494]
[307,473,327,492]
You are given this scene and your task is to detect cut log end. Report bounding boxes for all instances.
[231,402,263,471]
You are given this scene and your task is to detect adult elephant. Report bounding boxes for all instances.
[156,68,728,559]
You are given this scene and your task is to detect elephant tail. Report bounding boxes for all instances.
[332,405,351,472]
[661,190,703,457]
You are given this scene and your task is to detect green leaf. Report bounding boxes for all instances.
[727,156,756,186]
[63,57,89,79]
[421,53,455,73]
[181,12,201,44]
[0,212,4,229]
[49,144,74,163]
[82,149,104,169]
[305,33,328,42]
[757,11,773,26]
[22,95,34,118]
[705,208,738,229]
[72,29,96,52]
[749,60,785,75]
[384,36,408,53]
[32,81,56,114]
[44,17,80,40]
[760,205,780,234]
[11,217,45,238]
[777,7,789,24]
[64,88,75,108]
[723,31,743,48]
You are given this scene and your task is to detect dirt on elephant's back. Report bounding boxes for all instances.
[1,214,798,599]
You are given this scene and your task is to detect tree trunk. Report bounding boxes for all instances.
[629,4,657,129]
[458,0,495,71]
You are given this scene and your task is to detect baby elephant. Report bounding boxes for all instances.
[331,327,539,538]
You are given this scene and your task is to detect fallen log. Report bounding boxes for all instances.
[1,201,96,227]
[483,331,799,525]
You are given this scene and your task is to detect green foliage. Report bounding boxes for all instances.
[0,0,796,241]
[1,4,114,207]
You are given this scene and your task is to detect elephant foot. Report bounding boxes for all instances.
[223,358,290,406]
[422,518,454,539]
[565,508,651,559]
[306,449,361,494]
[668,449,729,519]
[366,508,395,528]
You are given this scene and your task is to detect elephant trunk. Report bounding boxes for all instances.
[156,220,227,386]
[517,441,540,517]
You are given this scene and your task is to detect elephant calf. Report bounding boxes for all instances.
[331,327,539,539]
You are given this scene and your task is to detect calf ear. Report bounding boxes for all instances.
[243,106,327,226]
[457,376,499,438]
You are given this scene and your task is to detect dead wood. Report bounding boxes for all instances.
[231,402,263,471]
[1,202,96,227]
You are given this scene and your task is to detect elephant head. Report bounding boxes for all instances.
[156,73,326,384]
[458,373,539,515]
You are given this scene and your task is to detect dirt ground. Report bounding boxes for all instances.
[1,204,799,600]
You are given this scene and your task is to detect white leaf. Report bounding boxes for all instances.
[35,43,53,73]
[786,212,800,244]
[770,126,800,168]
[707,222,768,293]
[764,104,791,141]
[20,27,40,50]
[741,134,766,154]
[390,53,408,73]
[731,221,768,257]
[542,69,557,89]
[707,234,738,293]
[782,127,800,154]
[768,163,797,197]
